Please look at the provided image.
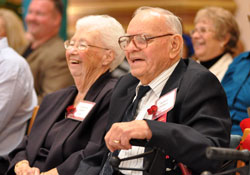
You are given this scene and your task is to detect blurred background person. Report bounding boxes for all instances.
[182,34,194,59]
[7,15,125,175]
[0,8,37,174]
[0,8,28,54]
[221,14,250,136]
[191,6,240,81]
[22,0,74,104]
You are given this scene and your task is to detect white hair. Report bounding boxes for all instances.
[134,6,183,35]
[134,6,183,57]
[76,15,125,71]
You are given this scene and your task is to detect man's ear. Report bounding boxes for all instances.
[102,50,114,66]
[53,11,62,27]
[169,34,183,59]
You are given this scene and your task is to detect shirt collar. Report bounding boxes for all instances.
[136,60,180,98]
[0,37,9,50]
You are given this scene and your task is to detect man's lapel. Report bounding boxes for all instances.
[159,59,187,122]
[161,59,187,96]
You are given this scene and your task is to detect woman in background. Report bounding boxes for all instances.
[191,6,239,81]
[0,8,28,54]
[221,14,250,135]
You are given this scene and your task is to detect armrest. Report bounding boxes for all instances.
[110,139,165,175]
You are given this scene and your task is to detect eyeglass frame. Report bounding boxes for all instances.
[190,27,214,36]
[118,33,174,51]
[64,40,109,51]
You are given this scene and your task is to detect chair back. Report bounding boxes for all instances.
[247,107,250,118]
[236,128,250,174]
[27,105,39,135]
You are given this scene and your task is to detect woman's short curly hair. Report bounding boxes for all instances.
[194,6,240,54]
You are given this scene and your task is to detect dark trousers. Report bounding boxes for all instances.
[113,171,125,175]
[0,157,9,175]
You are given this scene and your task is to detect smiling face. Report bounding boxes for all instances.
[65,29,108,78]
[125,11,176,84]
[25,0,61,39]
[191,19,227,61]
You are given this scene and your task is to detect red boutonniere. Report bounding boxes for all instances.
[147,105,158,116]
[66,105,76,118]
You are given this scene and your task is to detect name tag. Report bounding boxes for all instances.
[68,101,96,121]
[153,88,177,120]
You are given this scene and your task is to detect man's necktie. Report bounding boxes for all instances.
[125,85,151,121]
[99,85,151,175]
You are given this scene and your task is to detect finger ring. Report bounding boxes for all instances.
[113,140,120,144]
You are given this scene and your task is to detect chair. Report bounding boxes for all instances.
[230,135,242,148]
[236,128,250,174]
[110,139,191,175]
[27,105,39,135]
[247,107,250,118]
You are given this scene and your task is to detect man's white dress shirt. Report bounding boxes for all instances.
[119,61,179,175]
[0,37,37,157]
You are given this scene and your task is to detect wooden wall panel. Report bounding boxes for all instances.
[67,0,236,38]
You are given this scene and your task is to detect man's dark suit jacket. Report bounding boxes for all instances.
[109,58,231,174]
[75,58,231,175]
[7,72,117,175]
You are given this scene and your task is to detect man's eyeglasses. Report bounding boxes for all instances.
[190,27,214,36]
[64,40,109,51]
[118,33,174,51]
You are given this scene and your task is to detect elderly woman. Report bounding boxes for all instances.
[191,6,239,81]
[7,15,125,175]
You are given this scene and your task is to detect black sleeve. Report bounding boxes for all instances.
[146,71,231,174]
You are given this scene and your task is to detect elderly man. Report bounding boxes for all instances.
[23,0,74,104]
[97,7,231,175]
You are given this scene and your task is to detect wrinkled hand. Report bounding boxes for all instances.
[15,160,40,175]
[105,120,152,152]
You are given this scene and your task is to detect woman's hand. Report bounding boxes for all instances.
[14,160,40,175]
[41,168,59,175]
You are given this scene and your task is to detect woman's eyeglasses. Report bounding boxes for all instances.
[64,40,109,51]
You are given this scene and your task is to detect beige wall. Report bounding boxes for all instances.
[67,0,236,37]
[68,0,250,52]
[234,0,250,51]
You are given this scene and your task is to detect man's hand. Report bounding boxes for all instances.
[14,160,40,175]
[104,120,152,152]
[41,168,59,175]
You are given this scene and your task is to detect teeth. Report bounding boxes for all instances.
[71,60,80,64]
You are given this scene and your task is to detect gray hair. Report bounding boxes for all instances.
[76,15,125,71]
[194,6,239,54]
[134,6,183,35]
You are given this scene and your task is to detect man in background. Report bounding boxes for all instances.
[23,0,74,104]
